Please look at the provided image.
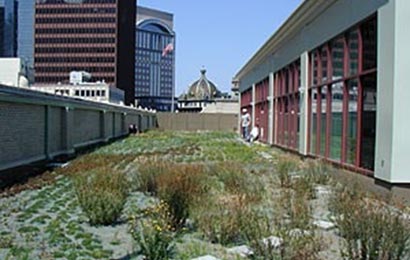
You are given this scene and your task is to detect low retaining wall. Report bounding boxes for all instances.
[0,84,157,172]
[157,112,238,132]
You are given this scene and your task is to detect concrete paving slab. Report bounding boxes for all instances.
[262,236,282,248]
[192,256,220,260]
[315,185,332,195]
[227,245,253,257]
[313,220,336,230]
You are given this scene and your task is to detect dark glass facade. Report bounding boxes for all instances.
[136,21,175,111]
[0,0,17,57]
[17,0,35,82]
[34,0,136,105]
[0,6,4,56]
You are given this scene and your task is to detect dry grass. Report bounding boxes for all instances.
[330,186,410,260]
[136,160,209,230]
[276,155,300,188]
[156,163,208,230]
[192,194,256,246]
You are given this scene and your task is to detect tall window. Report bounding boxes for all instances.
[308,15,377,172]
[255,78,269,143]
[274,60,300,150]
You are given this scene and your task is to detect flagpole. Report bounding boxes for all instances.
[171,36,176,113]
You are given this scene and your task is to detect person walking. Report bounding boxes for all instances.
[241,108,251,140]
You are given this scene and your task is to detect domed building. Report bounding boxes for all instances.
[178,69,238,113]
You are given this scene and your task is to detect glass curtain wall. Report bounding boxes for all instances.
[308,15,377,172]
[255,78,269,143]
[274,60,300,150]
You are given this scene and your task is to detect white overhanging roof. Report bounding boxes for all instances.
[233,0,337,81]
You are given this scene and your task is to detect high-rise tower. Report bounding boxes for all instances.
[34,0,136,105]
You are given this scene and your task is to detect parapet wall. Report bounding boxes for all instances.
[0,85,157,172]
[157,112,238,132]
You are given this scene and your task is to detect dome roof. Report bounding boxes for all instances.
[183,69,221,100]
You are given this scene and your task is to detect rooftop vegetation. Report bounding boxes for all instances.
[0,131,409,260]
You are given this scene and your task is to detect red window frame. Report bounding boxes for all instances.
[274,60,301,151]
[255,78,269,143]
[308,15,377,174]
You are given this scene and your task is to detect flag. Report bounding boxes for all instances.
[162,41,174,57]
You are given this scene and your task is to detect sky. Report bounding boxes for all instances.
[138,0,302,96]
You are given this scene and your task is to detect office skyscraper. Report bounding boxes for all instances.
[34,0,136,105]
[0,4,4,56]
[136,6,175,111]
[0,0,17,57]
[17,0,34,83]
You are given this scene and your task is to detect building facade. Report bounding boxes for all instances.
[136,6,175,111]
[234,0,410,184]
[31,82,125,105]
[0,4,3,55]
[0,58,29,87]
[0,0,17,57]
[17,0,35,83]
[34,0,136,105]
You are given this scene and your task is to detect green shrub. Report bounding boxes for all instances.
[330,187,410,260]
[129,202,176,260]
[73,168,128,226]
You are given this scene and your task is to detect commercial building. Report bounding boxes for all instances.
[34,0,136,105]
[0,58,29,87]
[31,71,124,105]
[136,6,175,111]
[234,0,410,184]
[32,82,125,105]
[0,4,3,55]
[0,0,17,57]
[16,0,35,83]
